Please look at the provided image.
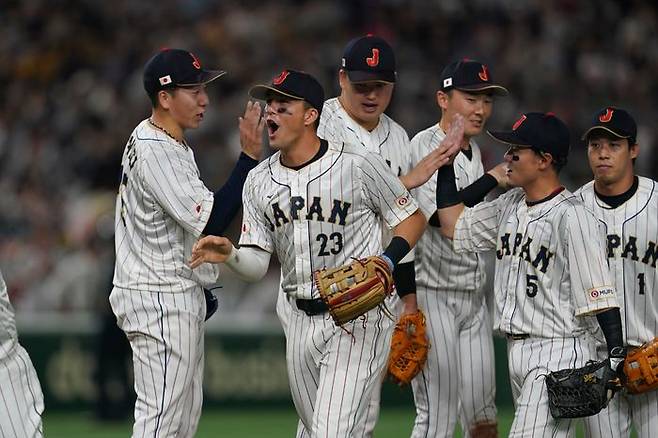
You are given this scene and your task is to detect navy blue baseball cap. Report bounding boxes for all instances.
[143,48,226,95]
[249,69,325,114]
[439,59,508,96]
[341,35,396,83]
[488,112,570,159]
[581,106,637,144]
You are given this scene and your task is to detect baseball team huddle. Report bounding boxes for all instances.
[1,34,657,438]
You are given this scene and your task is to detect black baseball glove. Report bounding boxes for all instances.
[545,360,621,419]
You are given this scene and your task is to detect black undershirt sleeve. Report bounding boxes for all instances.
[202,153,259,236]
[460,173,498,207]
[596,308,625,357]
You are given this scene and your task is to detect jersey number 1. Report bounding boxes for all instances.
[638,273,646,295]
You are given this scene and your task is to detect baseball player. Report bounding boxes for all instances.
[279,35,451,435]
[110,48,263,437]
[435,112,625,437]
[188,69,436,438]
[0,269,44,438]
[577,107,658,438]
[409,59,509,438]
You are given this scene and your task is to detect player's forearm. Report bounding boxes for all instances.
[393,261,416,299]
[202,153,259,235]
[596,307,626,360]
[224,245,271,282]
[398,174,414,190]
[435,163,464,238]
[460,173,498,207]
[392,209,426,249]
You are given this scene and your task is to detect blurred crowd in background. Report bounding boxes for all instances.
[1,0,657,319]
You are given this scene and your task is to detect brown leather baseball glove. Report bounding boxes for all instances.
[387,309,429,385]
[623,337,658,394]
[313,256,394,326]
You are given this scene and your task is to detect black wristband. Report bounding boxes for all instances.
[596,308,625,357]
[461,173,498,207]
[382,236,411,267]
[393,261,416,298]
[436,164,461,208]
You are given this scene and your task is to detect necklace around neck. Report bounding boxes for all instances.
[148,118,186,147]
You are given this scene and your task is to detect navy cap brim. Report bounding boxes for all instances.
[581,126,632,141]
[346,70,396,84]
[177,69,227,87]
[487,130,533,146]
[248,85,305,102]
[455,84,509,96]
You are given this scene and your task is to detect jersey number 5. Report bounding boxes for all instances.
[526,274,539,297]
[317,232,343,256]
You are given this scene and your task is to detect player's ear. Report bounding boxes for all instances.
[538,151,554,170]
[338,69,349,91]
[304,107,319,126]
[629,141,639,161]
[436,90,449,112]
[158,90,174,110]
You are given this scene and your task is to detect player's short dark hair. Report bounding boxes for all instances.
[531,149,567,174]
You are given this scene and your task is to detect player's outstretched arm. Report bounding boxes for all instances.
[190,236,271,282]
[428,113,467,238]
[239,100,265,160]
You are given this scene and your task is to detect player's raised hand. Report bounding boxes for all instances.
[239,100,264,160]
[189,235,234,268]
[401,147,455,189]
[486,162,511,189]
[439,113,465,161]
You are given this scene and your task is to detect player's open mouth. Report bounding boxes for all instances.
[267,120,279,135]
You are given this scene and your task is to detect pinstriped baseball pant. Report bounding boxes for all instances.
[507,335,597,437]
[410,286,497,438]
[110,287,205,438]
[0,342,44,438]
[277,294,394,438]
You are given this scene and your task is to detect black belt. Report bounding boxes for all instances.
[506,333,530,340]
[296,298,329,316]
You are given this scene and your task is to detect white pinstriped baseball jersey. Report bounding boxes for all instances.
[411,124,486,292]
[577,176,658,347]
[239,139,418,299]
[0,269,44,438]
[318,97,411,179]
[113,119,218,292]
[409,125,496,437]
[454,188,619,337]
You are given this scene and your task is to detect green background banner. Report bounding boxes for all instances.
[20,332,513,411]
